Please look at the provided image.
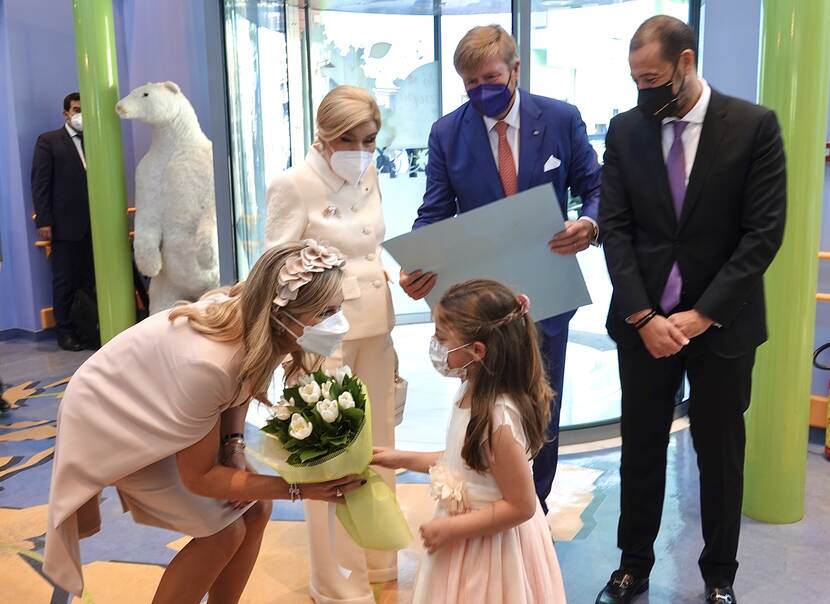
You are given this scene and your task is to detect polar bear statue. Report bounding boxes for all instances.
[116,81,219,314]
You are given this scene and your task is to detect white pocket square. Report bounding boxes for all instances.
[544,155,561,172]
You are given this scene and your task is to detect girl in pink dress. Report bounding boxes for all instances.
[374,279,567,603]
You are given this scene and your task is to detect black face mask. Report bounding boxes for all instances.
[637,63,684,120]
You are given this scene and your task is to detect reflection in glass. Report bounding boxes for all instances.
[224,1,292,278]
[307,2,512,317]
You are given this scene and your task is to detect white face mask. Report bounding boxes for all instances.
[280,311,350,358]
[69,113,83,132]
[429,336,474,379]
[329,150,373,185]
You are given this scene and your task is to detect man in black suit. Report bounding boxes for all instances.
[595,16,786,604]
[31,92,94,351]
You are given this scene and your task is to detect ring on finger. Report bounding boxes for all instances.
[335,488,343,498]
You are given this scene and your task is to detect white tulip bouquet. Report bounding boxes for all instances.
[263,366,365,466]
[262,366,411,551]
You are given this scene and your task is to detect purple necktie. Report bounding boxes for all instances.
[660,121,688,313]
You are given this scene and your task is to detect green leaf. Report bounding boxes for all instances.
[283,386,301,401]
[341,407,365,427]
[299,448,329,462]
[321,433,350,447]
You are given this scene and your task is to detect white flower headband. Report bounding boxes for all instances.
[273,239,346,308]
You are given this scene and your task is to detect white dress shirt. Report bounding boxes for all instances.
[661,78,711,183]
[482,89,521,173]
[65,123,86,170]
[480,89,597,231]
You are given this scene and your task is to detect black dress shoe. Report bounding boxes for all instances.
[595,570,649,604]
[57,334,84,352]
[706,585,736,603]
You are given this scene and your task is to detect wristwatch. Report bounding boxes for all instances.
[579,217,600,246]
[589,221,600,246]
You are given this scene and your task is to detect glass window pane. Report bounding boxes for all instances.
[307,2,511,319]
[308,6,436,317]
[224,1,292,279]
[438,5,512,116]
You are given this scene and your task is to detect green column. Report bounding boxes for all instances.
[72,0,135,342]
[744,0,830,522]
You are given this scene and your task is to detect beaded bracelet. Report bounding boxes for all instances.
[634,310,658,331]
[222,432,244,443]
[288,483,302,502]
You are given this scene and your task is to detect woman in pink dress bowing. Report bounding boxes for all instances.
[45,240,363,604]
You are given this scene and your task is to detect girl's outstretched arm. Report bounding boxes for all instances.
[372,447,442,474]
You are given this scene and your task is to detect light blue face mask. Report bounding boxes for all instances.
[277,311,350,357]
[429,336,474,379]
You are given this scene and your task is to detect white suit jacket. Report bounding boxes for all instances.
[265,147,394,341]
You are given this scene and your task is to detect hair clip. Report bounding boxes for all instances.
[517,294,531,316]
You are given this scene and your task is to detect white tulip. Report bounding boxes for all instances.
[288,413,313,440]
[298,374,315,386]
[273,396,294,421]
[337,391,355,410]
[321,380,334,400]
[298,381,322,404]
[316,398,340,423]
[334,365,352,385]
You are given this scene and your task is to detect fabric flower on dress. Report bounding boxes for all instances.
[273,239,346,307]
[428,462,469,515]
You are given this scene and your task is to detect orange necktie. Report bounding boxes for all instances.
[495,120,517,196]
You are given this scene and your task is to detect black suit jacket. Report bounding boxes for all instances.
[599,88,786,357]
[31,126,89,241]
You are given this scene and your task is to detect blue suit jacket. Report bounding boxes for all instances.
[413,89,602,337]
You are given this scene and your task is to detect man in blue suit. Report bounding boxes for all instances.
[401,25,602,513]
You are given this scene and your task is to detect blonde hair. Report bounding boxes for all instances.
[437,279,552,473]
[453,25,518,75]
[315,85,381,144]
[168,243,344,404]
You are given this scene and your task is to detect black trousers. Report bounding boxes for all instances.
[617,337,755,587]
[51,234,95,337]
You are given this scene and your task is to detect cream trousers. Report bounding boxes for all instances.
[305,333,398,604]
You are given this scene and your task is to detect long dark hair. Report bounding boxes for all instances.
[437,279,553,473]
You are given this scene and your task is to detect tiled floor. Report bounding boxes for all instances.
[2,335,829,604]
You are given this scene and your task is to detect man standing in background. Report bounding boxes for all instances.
[31,92,94,351]
[596,16,786,604]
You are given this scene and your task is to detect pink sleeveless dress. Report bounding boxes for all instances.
[44,297,253,596]
[412,388,567,604]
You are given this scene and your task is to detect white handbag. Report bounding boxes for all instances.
[394,352,407,426]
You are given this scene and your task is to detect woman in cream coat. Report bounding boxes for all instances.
[265,86,397,604]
